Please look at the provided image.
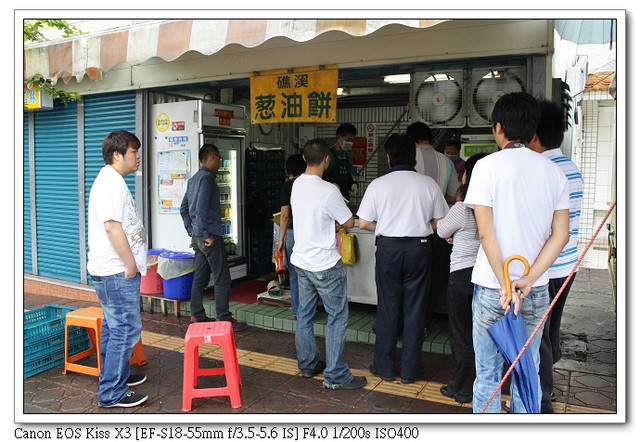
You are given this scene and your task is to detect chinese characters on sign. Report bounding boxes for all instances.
[351,137,367,166]
[251,65,338,124]
[356,123,377,181]
[24,85,53,110]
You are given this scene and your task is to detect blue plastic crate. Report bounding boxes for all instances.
[24,327,90,360]
[24,304,79,347]
[24,338,90,379]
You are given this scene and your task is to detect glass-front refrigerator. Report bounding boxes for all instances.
[202,133,246,280]
[150,99,247,280]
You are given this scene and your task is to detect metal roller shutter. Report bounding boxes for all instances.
[33,102,80,282]
[28,91,137,284]
[24,113,32,274]
[83,92,137,283]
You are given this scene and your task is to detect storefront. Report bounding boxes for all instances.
[23,18,562,298]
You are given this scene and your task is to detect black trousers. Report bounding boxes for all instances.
[426,234,452,328]
[539,274,575,413]
[445,266,475,402]
[373,236,432,380]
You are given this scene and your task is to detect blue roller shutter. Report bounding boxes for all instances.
[83,92,137,283]
[33,102,80,282]
[24,113,32,274]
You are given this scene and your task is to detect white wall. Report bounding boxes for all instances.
[578,94,616,269]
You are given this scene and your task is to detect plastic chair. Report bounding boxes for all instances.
[63,306,147,376]
[182,321,242,411]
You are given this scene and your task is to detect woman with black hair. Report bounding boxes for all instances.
[436,152,489,404]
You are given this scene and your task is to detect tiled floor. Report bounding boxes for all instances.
[22,291,616,417]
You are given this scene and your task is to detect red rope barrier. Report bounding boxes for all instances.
[480,200,617,413]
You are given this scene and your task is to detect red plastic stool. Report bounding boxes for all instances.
[182,321,242,411]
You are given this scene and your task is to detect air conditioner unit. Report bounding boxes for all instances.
[409,70,465,128]
[467,66,527,127]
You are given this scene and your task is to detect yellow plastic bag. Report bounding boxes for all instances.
[338,228,358,265]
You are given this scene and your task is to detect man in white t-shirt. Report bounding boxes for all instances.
[464,93,569,413]
[357,134,448,384]
[290,138,367,390]
[87,130,149,408]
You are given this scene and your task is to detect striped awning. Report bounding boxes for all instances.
[24,19,447,84]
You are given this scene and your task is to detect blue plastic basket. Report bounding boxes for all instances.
[23,337,91,379]
[24,326,89,360]
[24,304,78,348]
[23,304,91,379]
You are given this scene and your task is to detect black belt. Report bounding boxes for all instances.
[375,235,431,245]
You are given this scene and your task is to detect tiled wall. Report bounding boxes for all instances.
[576,92,616,269]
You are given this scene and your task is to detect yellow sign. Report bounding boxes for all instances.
[24,86,53,110]
[156,113,170,132]
[250,65,338,124]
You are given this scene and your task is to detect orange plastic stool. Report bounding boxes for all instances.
[63,306,147,376]
[182,321,242,411]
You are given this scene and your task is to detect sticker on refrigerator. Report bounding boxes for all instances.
[156,113,170,132]
[157,150,191,213]
[171,121,186,131]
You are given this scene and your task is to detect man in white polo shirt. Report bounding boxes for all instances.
[357,134,448,384]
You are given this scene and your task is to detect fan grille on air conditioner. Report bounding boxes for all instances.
[468,67,526,127]
[409,71,465,128]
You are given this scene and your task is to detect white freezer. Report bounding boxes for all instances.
[149,99,247,279]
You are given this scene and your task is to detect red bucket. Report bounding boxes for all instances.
[140,249,166,295]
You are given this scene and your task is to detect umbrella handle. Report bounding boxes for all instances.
[503,254,530,302]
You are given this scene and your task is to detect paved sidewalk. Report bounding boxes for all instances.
[19,269,618,420]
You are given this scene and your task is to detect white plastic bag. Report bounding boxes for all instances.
[157,251,195,279]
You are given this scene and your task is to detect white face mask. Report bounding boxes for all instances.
[342,141,354,151]
[445,153,459,161]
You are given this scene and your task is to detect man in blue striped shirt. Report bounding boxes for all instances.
[528,100,584,413]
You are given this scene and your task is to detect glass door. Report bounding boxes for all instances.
[203,134,246,270]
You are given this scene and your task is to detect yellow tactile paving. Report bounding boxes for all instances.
[238,351,278,369]
[139,330,610,413]
[265,357,300,374]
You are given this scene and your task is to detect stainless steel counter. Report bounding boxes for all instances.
[344,226,449,312]
[345,227,378,305]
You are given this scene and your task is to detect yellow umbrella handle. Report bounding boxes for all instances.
[503,255,530,301]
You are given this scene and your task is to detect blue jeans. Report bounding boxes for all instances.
[91,272,142,406]
[295,260,353,385]
[472,284,548,413]
[284,228,299,316]
[190,234,232,321]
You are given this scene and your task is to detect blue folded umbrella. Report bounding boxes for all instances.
[487,308,540,413]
